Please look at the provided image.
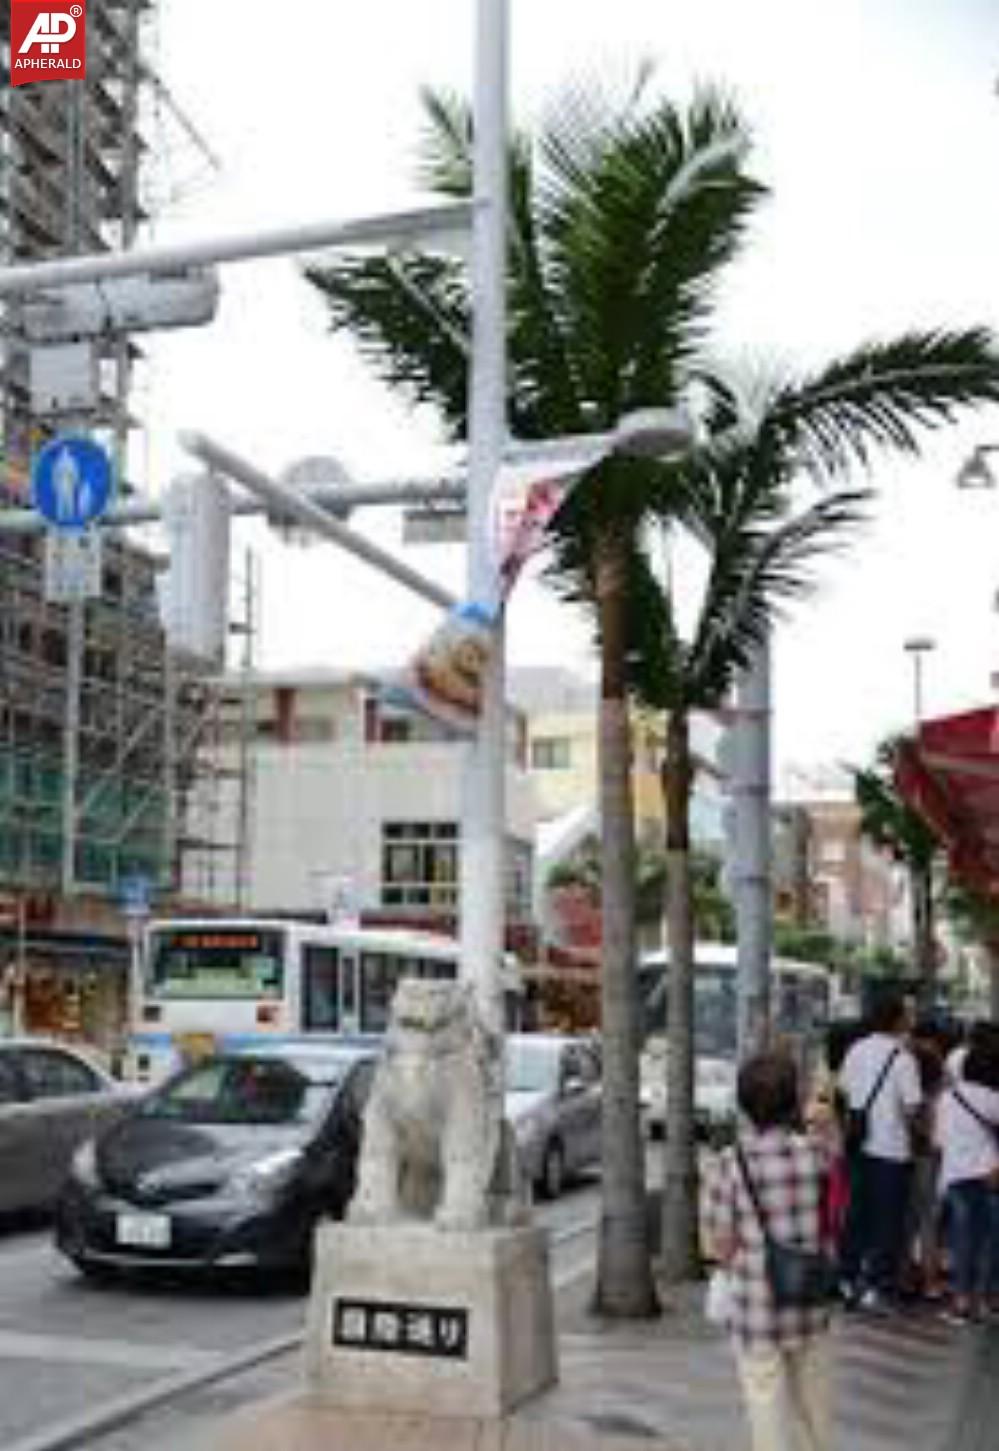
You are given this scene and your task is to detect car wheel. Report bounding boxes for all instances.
[538,1140,565,1200]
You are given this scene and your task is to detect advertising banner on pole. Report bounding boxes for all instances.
[402,452,602,731]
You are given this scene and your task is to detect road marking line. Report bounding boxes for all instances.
[0,1330,221,1372]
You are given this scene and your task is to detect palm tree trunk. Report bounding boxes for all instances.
[592,538,658,1319]
[660,707,699,1281]
[911,863,935,1004]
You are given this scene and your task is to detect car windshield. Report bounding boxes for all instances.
[141,1056,350,1126]
[505,1040,560,1094]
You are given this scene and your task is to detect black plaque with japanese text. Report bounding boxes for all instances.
[332,1297,469,1359]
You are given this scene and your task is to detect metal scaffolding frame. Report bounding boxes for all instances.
[0,3,249,906]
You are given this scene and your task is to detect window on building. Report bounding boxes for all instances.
[530,736,571,770]
[379,716,413,744]
[381,822,459,910]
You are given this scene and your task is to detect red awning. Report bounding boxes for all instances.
[895,707,999,896]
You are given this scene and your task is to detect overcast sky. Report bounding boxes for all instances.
[138,0,999,792]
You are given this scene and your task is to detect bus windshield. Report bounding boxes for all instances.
[148,928,286,1000]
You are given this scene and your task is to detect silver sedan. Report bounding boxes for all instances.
[504,1034,601,1199]
[0,1039,130,1215]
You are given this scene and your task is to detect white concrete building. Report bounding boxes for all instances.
[183,669,537,927]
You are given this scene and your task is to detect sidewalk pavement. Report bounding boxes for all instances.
[206,1273,991,1451]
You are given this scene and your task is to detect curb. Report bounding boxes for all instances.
[5,1330,303,1451]
[10,1218,599,1451]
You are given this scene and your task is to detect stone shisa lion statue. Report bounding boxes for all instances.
[349,977,527,1232]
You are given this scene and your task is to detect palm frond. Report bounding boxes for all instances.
[621,544,689,710]
[682,475,870,705]
[535,86,766,420]
[305,255,471,434]
[417,87,474,198]
[766,329,999,480]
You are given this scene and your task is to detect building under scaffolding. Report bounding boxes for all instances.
[0,5,250,1050]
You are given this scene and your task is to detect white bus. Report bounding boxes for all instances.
[129,917,523,1081]
[637,942,834,1058]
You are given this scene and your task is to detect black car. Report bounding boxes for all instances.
[55,1042,375,1280]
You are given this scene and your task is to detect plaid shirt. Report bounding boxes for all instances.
[704,1126,832,1350]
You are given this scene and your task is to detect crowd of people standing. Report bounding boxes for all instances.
[704,997,999,1451]
[833,996,999,1322]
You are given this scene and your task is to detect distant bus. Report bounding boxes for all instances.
[637,942,833,1059]
[129,917,523,1081]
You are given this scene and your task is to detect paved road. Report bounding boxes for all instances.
[0,1178,600,1451]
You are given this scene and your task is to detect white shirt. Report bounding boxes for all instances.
[839,1032,922,1162]
[936,1081,999,1193]
[945,1045,968,1080]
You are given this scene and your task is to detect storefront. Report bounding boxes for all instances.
[0,930,129,1067]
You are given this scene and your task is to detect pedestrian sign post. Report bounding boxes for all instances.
[32,436,113,603]
[43,528,103,603]
[32,436,113,532]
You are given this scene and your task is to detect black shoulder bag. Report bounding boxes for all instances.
[951,1084,999,1152]
[844,1046,900,1157]
[734,1143,839,1310]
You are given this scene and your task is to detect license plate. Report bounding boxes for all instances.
[116,1213,171,1249]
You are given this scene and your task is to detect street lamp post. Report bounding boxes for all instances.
[904,636,936,727]
[461,0,509,1033]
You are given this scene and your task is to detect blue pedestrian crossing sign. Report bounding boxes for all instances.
[32,436,113,532]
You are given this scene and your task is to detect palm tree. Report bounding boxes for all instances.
[627,342,999,1279]
[854,736,940,1000]
[307,79,765,1317]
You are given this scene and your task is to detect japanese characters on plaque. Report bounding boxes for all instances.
[332,1298,469,1360]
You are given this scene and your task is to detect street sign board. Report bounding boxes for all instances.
[43,528,103,603]
[402,507,467,545]
[118,875,152,918]
[32,435,113,531]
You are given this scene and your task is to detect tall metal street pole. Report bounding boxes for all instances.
[461,0,509,1033]
[734,638,773,1058]
[904,635,935,728]
[60,598,84,896]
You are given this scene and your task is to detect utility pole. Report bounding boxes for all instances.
[460,0,509,1034]
[734,639,773,1057]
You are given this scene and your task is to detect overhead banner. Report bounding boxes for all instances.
[402,451,603,731]
[488,452,600,603]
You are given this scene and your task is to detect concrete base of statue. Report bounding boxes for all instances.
[303,1220,558,1420]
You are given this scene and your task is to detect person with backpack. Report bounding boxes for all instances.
[936,1037,999,1323]
[837,993,923,1311]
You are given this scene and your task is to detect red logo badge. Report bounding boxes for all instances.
[9,2,86,87]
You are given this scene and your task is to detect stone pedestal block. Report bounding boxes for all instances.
[304,1221,558,1419]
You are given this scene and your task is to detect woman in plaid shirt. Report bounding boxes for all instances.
[705,1052,834,1451]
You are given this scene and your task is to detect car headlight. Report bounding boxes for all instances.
[228,1147,303,1198]
[71,1138,99,1187]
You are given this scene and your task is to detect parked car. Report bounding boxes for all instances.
[640,1037,736,1142]
[0,1039,129,1216]
[504,1034,601,1199]
[55,1041,376,1280]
